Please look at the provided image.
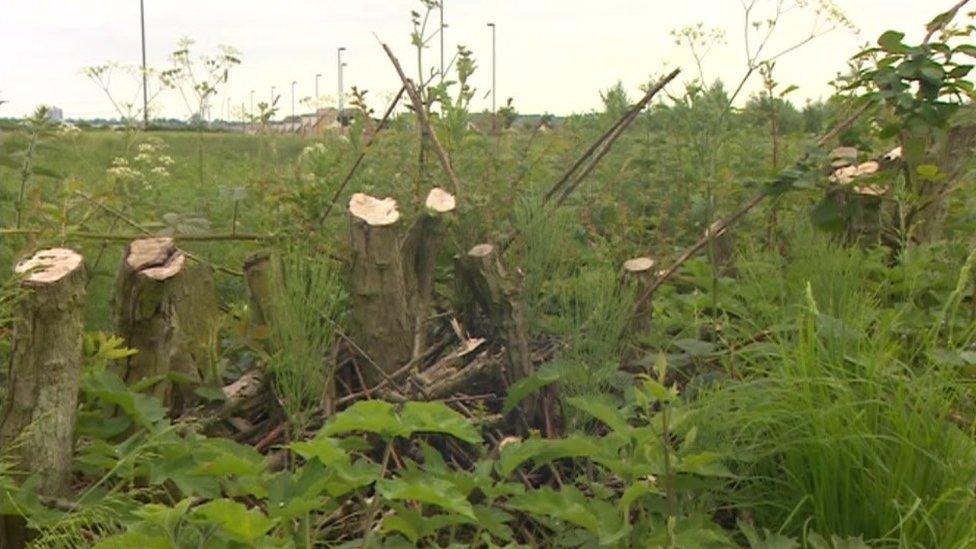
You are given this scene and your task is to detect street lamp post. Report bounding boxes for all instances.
[337,47,346,125]
[440,1,445,82]
[140,0,148,129]
[315,73,322,106]
[487,22,497,128]
[291,80,297,120]
[249,90,255,131]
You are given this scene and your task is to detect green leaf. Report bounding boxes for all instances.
[877,30,908,53]
[83,371,167,429]
[290,435,349,467]
[496,435,609,477]
[399,401,481,444]
[503,360,575,414]
[640,377,676,404]
[194,498,276,542]
[507,486,601,534]
[375,475,475,519]
[94,532,171,549]
[322,399,402,439]
[565,396,630,434]
[678,452,734,477]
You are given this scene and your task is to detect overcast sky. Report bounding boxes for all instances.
[0,1,937,120]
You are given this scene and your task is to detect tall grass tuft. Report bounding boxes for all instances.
[267,244,345,429]
[694,229,976,547]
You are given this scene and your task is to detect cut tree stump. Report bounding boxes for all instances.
[171,259,220,405]
[112,237,187,406]
[347,193,413,386]
[705,220,736,276]
[623,256,656,333]
[457,243,543,426]
[243,250,273,336]
[402,187,456,359]
[0,248,86,549]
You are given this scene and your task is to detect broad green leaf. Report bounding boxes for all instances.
[678,452,734,478]
[193,438,265,477]
[83,371,167,429]
[375,476,475,519]
[399,401,481,444]
[565,396,630,434]
[877,30,908,53]
[496,435,607,477]
[507,486,600,534]
[322,399,401,439]
[93,532,170,549]
[290,435,349,467]
[194,498,276,542]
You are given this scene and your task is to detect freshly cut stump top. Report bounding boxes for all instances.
[15,248,84,285]
[425,187,457,213]
[468,243,495,258]
[623,256,656,273]
[126,237,185,280]
[349,193,400,226]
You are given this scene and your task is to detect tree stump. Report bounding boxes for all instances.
[623,256,656,333]
[243,250,273,336]
[171,260,220,404]
[705,220,736,276]
[0,248,86,549]
[457,243,544,426]
[347,193,413,387]
[402,188,456,359]
[112,237,186,405]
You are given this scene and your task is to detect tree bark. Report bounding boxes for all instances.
[112,237,186,406]
[171,259,220,407]
[1,248,86,549]
[402,188,456,359]
[347,193,412,387]
[243,250,273,336]
[456,243,543,426]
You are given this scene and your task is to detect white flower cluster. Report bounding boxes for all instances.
[57,123,81,136]
[299,142,327,161]
[106,138,175,188]
[107,157,141,181]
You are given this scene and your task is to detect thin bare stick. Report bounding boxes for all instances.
[0,228,271,242]
[379,39,462,196]
[320,86,407,222]
[544,69,681,204]
[633,100,873,309]
[554,69,681,206]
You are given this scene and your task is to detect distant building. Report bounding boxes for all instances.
[46,106,64,123]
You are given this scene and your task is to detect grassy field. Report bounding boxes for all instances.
[1,45,976,546]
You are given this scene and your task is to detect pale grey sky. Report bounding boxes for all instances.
[0,1,936,119]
